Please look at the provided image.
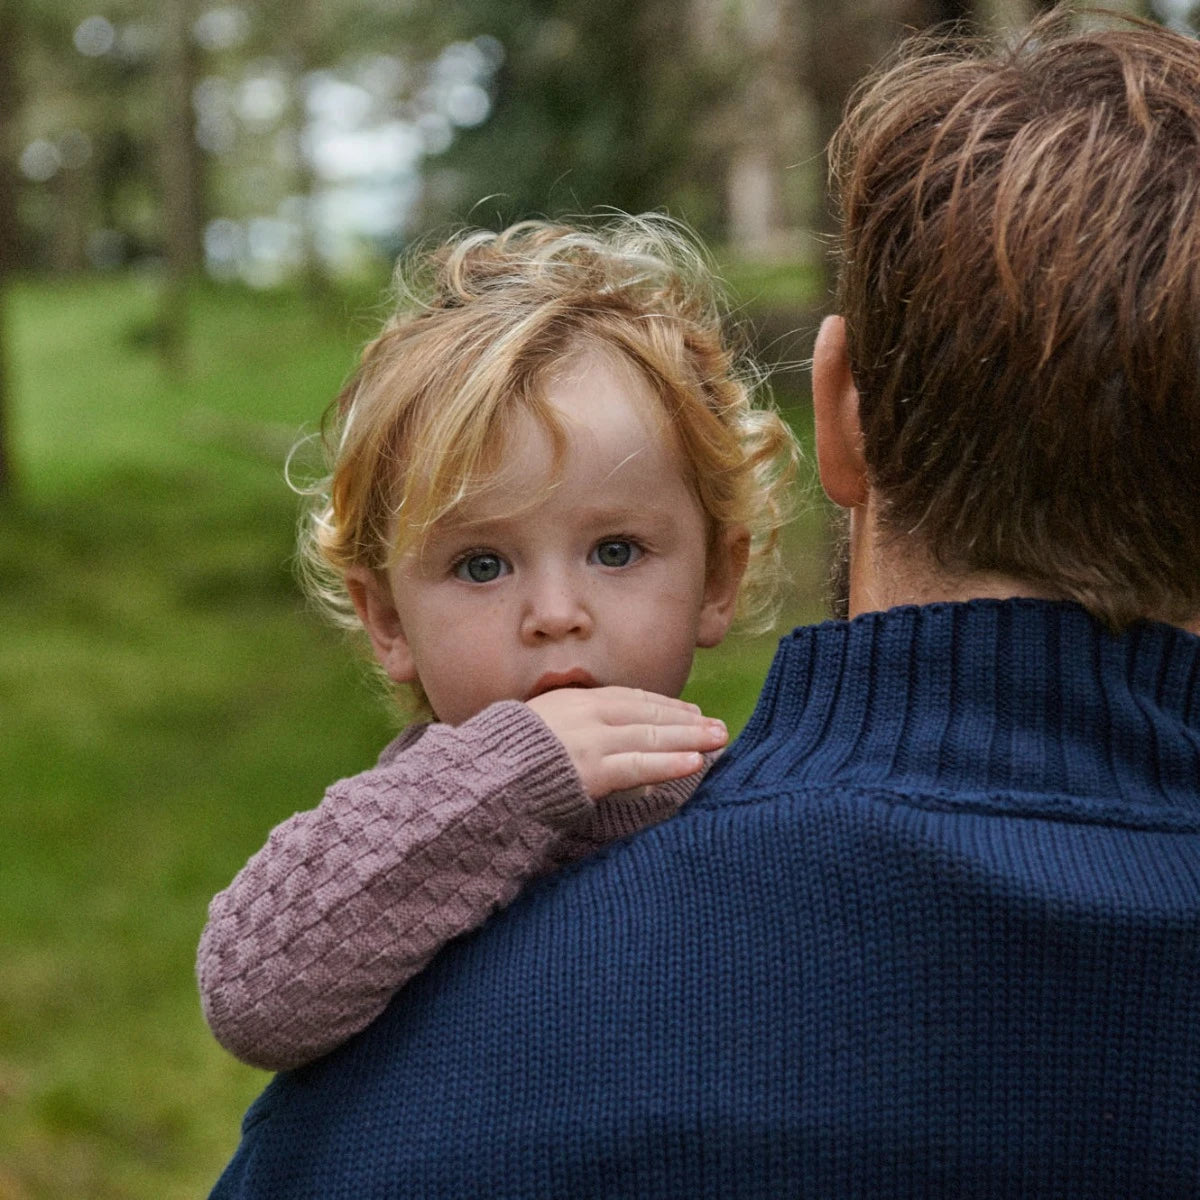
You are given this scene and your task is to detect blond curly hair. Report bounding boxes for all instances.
[296,214,798,705]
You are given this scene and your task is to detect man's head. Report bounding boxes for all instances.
[817,12,1200,628]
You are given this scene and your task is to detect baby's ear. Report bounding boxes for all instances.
[345,566,417,684]
[696,524,751,649]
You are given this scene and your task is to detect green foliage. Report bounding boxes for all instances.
[0,270,823,1197]
[719,255,825,312]
[425,1,733,235]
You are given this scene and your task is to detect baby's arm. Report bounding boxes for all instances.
[198,693,724,1072]
[198,701,587,1071]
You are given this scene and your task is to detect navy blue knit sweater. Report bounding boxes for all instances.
[211,600,1200,1199]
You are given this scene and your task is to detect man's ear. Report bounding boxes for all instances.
[812,314,869,509]
[345,566,417,684]
[696,524,751,649]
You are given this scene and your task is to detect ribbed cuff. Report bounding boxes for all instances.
[457,700,594,830]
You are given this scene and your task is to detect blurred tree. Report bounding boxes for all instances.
[13,1,164,276]
[277,0,333,304]
[0,0,20,500]
[422,0,730,237]
[1,0,1172,300]
[242,0,436,300]
[159,0,206,372]
[161,0,206,275]
[190,0,456,286]
[806,0,971,243]
[423,0,1101,255]
[691,0,809,259]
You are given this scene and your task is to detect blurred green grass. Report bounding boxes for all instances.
[0,270,825,1199]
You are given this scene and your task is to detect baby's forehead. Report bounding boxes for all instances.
[543,343,679,439]
[389,338,703,555]
[416,393,696,543]
[465,407,687,512]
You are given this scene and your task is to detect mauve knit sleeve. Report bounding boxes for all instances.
[196,700,593,1072]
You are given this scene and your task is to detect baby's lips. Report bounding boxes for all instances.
[526,669,599,699]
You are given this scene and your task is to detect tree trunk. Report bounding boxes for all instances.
[159,0,204,373]
[0,0,22,500]
[282,0,333,310]
[721,0,803,258]
[0,283,11,503]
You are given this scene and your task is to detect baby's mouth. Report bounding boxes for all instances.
[526,669,599,699]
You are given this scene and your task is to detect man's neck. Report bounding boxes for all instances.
[843,502,1051,617]
[843,503,1200,634]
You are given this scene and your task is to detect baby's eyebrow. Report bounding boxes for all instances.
[423,512,526,545]
[571,503,677,529]
[433,503,674,543]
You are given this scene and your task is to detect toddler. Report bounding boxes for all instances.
[197,216,797,1071]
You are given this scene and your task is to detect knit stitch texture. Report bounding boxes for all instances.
[210,601,1200,1199]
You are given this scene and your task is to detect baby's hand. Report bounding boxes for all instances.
[525,686,727,799]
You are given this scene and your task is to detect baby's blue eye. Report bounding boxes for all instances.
[454,553,508,583]
[591,540,640,568]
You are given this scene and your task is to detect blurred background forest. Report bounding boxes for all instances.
[0,0,1190,1196]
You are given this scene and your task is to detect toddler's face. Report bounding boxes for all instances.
[352,347,743,725]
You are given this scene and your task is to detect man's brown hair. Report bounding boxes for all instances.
[830,10,1200,627]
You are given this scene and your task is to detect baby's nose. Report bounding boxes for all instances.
[520,579,593,642]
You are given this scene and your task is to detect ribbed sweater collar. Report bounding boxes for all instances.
[705,599,1200,829]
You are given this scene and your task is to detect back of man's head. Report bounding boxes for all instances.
[830,11,1200,628]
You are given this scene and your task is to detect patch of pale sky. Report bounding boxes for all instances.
[304,121,423,182]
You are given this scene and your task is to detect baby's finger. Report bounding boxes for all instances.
[596,717,728,760]
[589,687,714,728]
[599,749,710,792]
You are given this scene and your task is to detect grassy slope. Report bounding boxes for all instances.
[0,273,823,1198]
